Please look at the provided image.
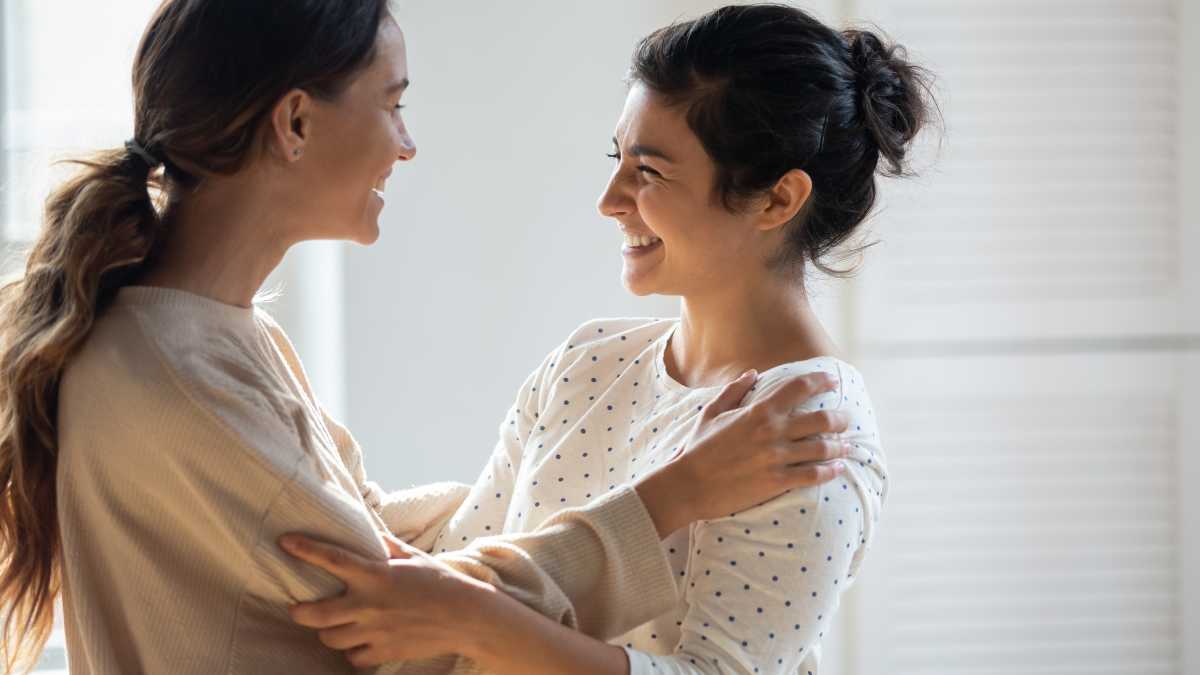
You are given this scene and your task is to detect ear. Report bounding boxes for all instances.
[268,88,313,163]
[755,169,813,232]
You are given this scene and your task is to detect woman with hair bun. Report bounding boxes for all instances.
[0,2,853,674]
[284,4,935,674]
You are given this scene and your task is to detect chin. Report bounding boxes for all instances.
[621,271,659,297]
[352,223,381,246]
[345,209,382,245]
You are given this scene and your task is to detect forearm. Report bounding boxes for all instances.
[632,463,692,538]
[436,484,678,639]
[372,481,472,551]
[464,585,630,675]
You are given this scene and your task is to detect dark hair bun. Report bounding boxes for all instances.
[844,28,931,177]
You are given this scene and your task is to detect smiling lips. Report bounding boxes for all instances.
[622,232,662,248]
[372,170,392,199]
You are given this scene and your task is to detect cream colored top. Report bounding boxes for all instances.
[55,287,677,674]
[432,318,889,674]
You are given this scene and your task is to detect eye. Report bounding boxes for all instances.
[393,103,406,111]
[637,165,662,178]
[606,152,620,160]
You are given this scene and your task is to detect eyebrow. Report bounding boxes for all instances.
[612,137,676,163]
[385,78,410,95]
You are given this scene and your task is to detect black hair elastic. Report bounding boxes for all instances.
[124,139,163,169]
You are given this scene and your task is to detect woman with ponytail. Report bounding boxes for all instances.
[0,2,851,673]
[280,4,936,674]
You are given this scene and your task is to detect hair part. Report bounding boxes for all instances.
[629,3,940,277]
[0,1,392,671]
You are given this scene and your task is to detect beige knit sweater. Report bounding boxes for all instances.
[55,286,678,674]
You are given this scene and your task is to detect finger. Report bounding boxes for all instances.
[781,459,847,489]
[383,533,416,560]
[288,595,358,629]
[700,369,758,421]
[777,438,850,466]
[755,372,839,416]
[346,644,386,669]
[316,623,371,651]
[783,409,850,441]
[278,534,373,583]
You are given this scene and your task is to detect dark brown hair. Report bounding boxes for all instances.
[0,1,392,671]
[630,3,939,275]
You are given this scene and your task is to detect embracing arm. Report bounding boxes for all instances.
[458,366,885,675]
[270,322,682,639]
[281,369,854,673]
[457,477,867,675]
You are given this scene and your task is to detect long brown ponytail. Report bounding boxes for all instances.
[0,0,393,670]
[0,147,166,673]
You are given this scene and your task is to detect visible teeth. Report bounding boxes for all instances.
[371,188,385,199]
[623,234,662,248]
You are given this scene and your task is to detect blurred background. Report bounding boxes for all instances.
[3,1,1196,674]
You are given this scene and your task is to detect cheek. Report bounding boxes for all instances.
[637,187,689,237]
[641,189,736,253]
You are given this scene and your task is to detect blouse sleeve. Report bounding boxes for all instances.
[421,340,679,640]
[624,362,888,675]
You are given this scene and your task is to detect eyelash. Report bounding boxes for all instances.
[394,103,406,111]
[606,152,661,177]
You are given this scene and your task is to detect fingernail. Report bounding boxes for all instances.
[746,369,758,379]
[279,535,297,551]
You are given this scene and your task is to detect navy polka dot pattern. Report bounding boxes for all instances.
[432,318,889,674]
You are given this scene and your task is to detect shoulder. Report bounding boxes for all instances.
[740,357,888,508]
[740,356,845,414]
[552,317,674,369]
[541,316,673,382]
[60,302,310,482]
[512,318,672,415]
[252,304,288,346]
[564,317,674,348]
[526,317,673,381]
[60,304,176,419]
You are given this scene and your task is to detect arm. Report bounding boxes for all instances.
[330,409,471,552]
[266,321,680,639]
[621,482,866,675]
[470,370,882,675]
[458,476,867,675]
[261,317,473,550]
[464,585,632,675]
[283,367,864,667]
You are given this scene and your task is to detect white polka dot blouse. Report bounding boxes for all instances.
[432,318,889,674]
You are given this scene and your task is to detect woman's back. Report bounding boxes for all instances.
[56,287,385,674]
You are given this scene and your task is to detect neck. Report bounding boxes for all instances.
[138,176,295,308]
[666,274,840,389]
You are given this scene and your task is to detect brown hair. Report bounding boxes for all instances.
[0,0,392,671]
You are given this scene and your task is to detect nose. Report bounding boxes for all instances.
[397,135,417,162]
[597,169,632,218]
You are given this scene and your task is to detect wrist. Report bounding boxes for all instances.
[633,464,692,538]
[457,581,507,663]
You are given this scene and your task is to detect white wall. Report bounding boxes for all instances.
[1177,2,1200,672]
[343,0,841,487]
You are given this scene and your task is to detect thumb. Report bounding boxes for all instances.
[700,369,758,422]
[383,533,416,560]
